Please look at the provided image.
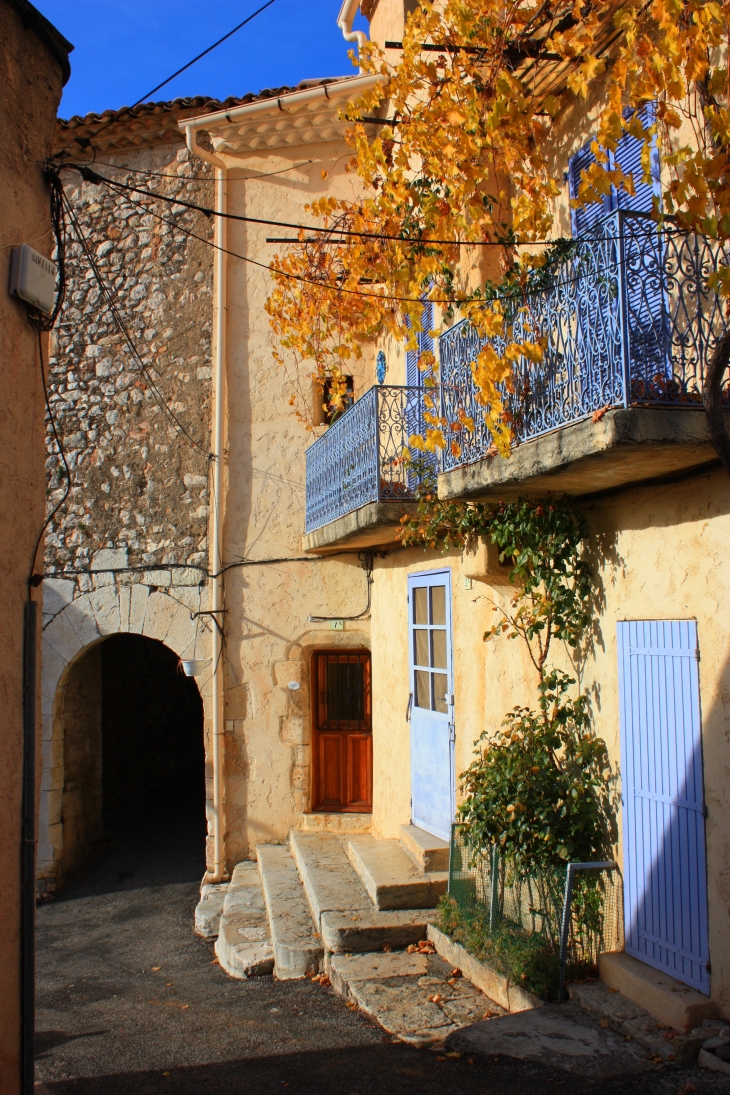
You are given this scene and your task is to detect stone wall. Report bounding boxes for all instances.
[45,141,214,576]
[39,132,217,889]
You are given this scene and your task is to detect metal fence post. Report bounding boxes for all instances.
[558,860,617,1002]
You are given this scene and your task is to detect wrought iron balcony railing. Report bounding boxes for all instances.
[305,385,433,534]
[440,210,730,472]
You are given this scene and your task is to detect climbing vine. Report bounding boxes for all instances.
[267,0,730,460]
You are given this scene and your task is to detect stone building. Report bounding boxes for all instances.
[40,98,221,890]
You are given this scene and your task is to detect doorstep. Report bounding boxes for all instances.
[298,812,372,835]
[599,952,719,1032]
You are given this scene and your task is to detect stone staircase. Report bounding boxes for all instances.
[195,822,450,982]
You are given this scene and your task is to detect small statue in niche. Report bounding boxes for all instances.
[376,350,387,385]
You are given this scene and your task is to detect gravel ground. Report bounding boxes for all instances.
[35,787,730,1095]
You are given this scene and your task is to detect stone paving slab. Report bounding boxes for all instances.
[446,1001,655,1077]
[347,837,447,910]
[338,952,505,1048]
[330,952,428,997]
[399,824,450,873]
[321,907,438,954]
[257,844,322,980]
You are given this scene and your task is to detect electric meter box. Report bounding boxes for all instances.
[9,244,57,314]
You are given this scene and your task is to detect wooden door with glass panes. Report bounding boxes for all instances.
[408,571,454,841]
[312,650,372,812]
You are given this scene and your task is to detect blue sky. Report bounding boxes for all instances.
[35,0,369,120]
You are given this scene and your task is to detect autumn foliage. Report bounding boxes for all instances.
[266,0,730,449]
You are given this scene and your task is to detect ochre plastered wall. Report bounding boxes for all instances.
[370,469,730,1013]
[0,3,67,1090]
[211,138,375,862]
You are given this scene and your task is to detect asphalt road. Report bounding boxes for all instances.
[35,785,730,1095]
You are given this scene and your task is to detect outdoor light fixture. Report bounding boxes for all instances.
[181,659,210,677]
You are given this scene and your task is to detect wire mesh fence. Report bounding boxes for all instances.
[441,824,624,1000]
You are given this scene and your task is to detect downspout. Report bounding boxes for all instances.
[184,125,226,885]
[337,0,367,50]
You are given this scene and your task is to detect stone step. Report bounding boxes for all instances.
[298,812,372,835]
[568,979,712,1066]
[347,836,448,910]
[321,907,439,955]
[399,824,450,874]
[194,881,228,938]
[598,951,718,1032]
[256,844,322,980]
[214,861,274,979]
[290,830,437,953]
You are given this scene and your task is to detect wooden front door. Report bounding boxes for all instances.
[312,650,372,812]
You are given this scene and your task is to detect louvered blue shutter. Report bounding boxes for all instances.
[614,104,660,213]
[568,141,611,236]
[406,300,434,387]
[617,620,710,994]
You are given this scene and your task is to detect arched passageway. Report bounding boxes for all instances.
[55,635,205,885]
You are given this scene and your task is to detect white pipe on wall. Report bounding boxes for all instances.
[185,128,227,885]
[337,0,367,49]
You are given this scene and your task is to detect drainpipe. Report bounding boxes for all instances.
[184,126,226,885]
[337,0,367,50]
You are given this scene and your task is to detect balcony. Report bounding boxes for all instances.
[304,385,432,552]
[439,211,730,499]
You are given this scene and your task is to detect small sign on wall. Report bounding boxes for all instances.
[329,619,344,630]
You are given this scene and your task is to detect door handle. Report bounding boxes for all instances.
[448,722,455,744]
[406,692,412,722]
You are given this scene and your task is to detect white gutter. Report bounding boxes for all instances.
[185,129,227,887]
[178,73,385,142]
[337,0,367,50]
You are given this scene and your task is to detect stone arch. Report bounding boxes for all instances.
[39,577,213,891]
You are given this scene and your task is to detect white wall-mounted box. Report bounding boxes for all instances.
[9,244,57,314]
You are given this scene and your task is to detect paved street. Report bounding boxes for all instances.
[35,788,730,1095]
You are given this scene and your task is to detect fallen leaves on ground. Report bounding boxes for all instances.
[407,940,436,954]
[592,405,611,423]
[311,974,332,987]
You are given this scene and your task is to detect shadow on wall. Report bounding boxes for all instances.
[54,635,204,886]
[619,623,729,999]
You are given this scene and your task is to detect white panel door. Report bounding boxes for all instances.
[408,570,454,841]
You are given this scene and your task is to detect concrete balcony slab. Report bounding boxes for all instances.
[303,500,418,554]
[438,407,726,502]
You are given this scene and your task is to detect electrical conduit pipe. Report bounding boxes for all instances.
[184,125,226,884]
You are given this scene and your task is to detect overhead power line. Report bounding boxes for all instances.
[132,0,277,106]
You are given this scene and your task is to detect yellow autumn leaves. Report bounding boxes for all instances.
[266,0,730,450]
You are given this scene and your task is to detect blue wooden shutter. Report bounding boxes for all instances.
[613,104,660,213]
[568,141,610,236]
[617,620,710,994]
[406,300,434,387]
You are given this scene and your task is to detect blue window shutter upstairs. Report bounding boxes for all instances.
[568,141,610,236]
[617,619,710,994]
[613,104,660,214]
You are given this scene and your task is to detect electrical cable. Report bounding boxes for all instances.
[98,178,654,308]
[64,162,622,249]
[77,0,277,152]
[72,158,314,184]
[29,329,73,585]
[307,553,373,621]
[128,0,276,107]
[58,185,210,455]
[42,550,369,582]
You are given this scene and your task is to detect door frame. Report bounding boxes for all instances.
[408,568,455,840]
[310,647,372,813]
